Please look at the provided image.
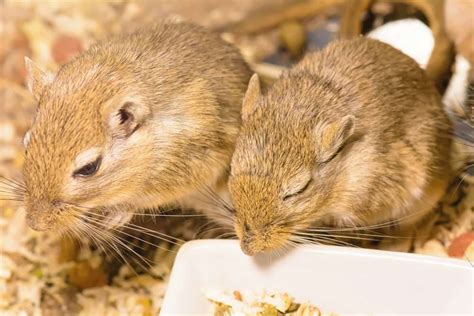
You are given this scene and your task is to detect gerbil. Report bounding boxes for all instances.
[22,22,251,232]
[229,38,452,255]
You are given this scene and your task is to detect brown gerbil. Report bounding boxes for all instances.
[229,38,452,255]
[22,21,251,232]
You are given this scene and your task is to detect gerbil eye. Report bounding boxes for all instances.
[282,179,311,201]
[320,144,344,164]
[118,107,133,125]
[73,157,101,178]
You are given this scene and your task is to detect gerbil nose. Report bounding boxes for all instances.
[240,239,257,256]
[26,200,57,231]
[240,228,265,256]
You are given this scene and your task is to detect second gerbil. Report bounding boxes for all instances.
[229,38,452,255]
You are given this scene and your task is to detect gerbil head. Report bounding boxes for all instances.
[229,74,356,256]
[22,57,153,231]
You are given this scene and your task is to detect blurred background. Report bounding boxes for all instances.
[0,0,472,315]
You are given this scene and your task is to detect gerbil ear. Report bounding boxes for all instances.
[242,73,261,121]
[317,115,355,162]
[105,98,151,138]
[24,57,55,101]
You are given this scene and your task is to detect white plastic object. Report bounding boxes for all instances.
[161,240,472,315]
[368,18,434,69]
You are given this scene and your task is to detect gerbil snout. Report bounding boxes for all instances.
[238,228,291,256]
[236,220,291,256]
[25,199,63,231]
[239,227,265,256]
[240,241,261,256]
[229,174,301,256]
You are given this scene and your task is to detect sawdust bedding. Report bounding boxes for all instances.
[0,1,472,315]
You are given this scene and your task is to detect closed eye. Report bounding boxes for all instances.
[320,143,345,164]
[282,179,311,201]
[73,157,101,178]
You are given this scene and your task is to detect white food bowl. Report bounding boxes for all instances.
[161,240,472,315]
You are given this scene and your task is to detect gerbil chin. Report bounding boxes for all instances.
[229,38,452,256]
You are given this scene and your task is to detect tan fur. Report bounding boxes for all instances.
[229,38,452,255]
[23,22,251,231]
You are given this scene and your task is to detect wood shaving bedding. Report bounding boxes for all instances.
[0,1,472,315]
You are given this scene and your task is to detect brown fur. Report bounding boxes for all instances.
[23,22,252,231]
[229,38,452,255]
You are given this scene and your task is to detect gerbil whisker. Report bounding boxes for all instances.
[77,208,184,245]
[96,234,142,276]
[270,245,285,259]
[75,222,115,260]
[79,215,153,271]
[58,213,115,266]
[198,185,236,215]
[294,231,377,242]
[133,213,206,217]
[285,239,300,251]
[299,229,409,240]
[98,236,141,275]
[0,184,25,195]
[104,233,154,271]
[193,221,212,239]
[0,196,24,202]
[318,236,359,248]
[0,175,26,189]
[122,224,183,247]
[193,220,220,239]
[0,190,24,196]
[116,225,180,252]
[196,226,231,239]
[214,232,237,240]
[308,212,419,233]
[80,214,149,252]
[66,201,205,218]
[452,173,468,196]
[74,214,144,273]
[129,206,207,217]
[282,241,296,254]
[101,210,184,245]
[85,229,120,263]
[291,234,359,248]
[311,237,358,248]
[0,184,25,196]
[73,215,137,273]
[115,217,185,245]
[289,235,324,246]
[0,192,24,201]
[186,186,236,226]
[0,188,24,194]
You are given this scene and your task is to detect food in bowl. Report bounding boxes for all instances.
[207,290,337,316]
